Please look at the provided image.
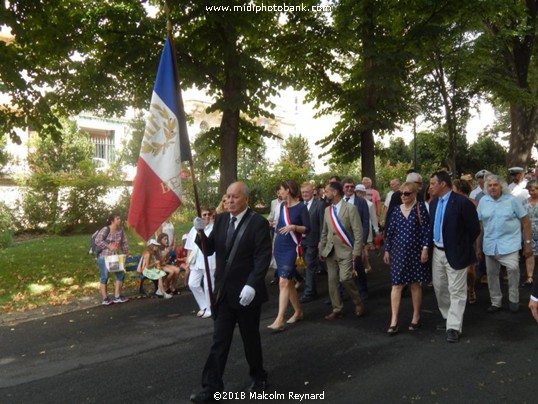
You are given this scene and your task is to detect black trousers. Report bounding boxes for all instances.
[201,297,267,392]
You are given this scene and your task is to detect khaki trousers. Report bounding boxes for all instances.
[432,247,468,333]
[326,253,361,312]
[485,251,520,307]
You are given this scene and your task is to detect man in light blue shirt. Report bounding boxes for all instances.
[477,175,533,313]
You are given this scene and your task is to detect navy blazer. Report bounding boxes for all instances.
[198,208,272,308]
[301,199,326,247]
[429,192,480,270]
[353,197,370,240]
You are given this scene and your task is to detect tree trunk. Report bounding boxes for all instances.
[360,129,376,186]
[218,107,239,195]
[508,103,538,168]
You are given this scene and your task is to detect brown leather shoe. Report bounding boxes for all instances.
[324,311,343,320]
[355,302,365,317]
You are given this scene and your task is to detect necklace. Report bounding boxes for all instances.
[401,201,416,211]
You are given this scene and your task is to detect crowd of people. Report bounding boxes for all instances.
[90,169,538,403]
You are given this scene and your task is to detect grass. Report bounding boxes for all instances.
[0,222,193,313]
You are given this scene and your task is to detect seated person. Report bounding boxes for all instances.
[157,233,181,295]
[138,239,171,299]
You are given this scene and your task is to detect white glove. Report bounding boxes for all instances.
[239,285,256,306]
[193,217,205,231]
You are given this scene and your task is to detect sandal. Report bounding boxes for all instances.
[387,324,399,335]
[522,277,533,286]
[408,321,422,331]
[468,290,477,304]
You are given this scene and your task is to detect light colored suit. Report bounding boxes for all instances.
[319,201,364,312]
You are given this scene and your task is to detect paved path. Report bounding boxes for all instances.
[1,253,537,403]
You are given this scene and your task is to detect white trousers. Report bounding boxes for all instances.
[485,251,520,307]
[432,247,468,333]
[188,267,215,311]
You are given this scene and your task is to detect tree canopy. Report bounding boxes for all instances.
[2,0,536,185]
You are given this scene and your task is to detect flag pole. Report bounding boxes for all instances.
[165,7,216,309]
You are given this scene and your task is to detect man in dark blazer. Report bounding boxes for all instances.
[428,171,480,343]
[190,182,272,404]
[529,277,538,323]
[342,178,370,297]
[299,182,325,303]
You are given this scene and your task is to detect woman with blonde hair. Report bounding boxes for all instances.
[383,181,430,335]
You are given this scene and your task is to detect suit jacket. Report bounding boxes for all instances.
[429,192,480,270]
[532,274,538,300]
[353,196,370,239]
[319,201,364,259]
[301,199,326,247]
[199,208,272,309]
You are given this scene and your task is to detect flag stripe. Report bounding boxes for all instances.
[128,36,191,240]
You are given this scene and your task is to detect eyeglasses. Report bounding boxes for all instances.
[202,213,212,217]
[402,191,414,197]
[344,185,355,189]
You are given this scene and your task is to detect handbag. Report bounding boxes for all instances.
[105,254,126,272]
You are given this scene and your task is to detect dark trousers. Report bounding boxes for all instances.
[354,257,368,295]
[201,298,267,393]
[301,243,319,298]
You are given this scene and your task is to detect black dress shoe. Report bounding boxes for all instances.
[487,305,502,313]
[300,295,314,303]
[446,329,460,343]
[190,390,216,403]
[247,380,267,393]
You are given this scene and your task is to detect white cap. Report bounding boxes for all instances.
[355,184,367,192]
[508,167,524,174]
[147,239,160,247]
[475,169,489,178]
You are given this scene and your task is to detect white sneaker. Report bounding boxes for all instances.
[202,310,212,318]
[155,289,164,297]
[196,308,206,317]
[163,292,173,299]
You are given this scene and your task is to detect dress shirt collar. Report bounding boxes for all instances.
[230,207,248,228]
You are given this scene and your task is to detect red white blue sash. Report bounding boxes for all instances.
[329,205,353,249]
[282,203,303,256]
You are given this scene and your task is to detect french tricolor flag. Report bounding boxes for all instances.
[128,35,192,240]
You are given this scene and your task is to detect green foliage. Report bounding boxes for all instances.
[17,119,120,233]
[0,136,10,177]
[280,134,313,171]
[117,111,146,166]
[0,201,15,249]
[466,136,508,175]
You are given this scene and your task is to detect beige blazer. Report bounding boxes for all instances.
[319,201,363,259]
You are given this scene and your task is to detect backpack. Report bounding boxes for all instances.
[89,226,110,256]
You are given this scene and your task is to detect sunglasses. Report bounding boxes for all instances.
[202,213,212,217]
[402,191,414,197]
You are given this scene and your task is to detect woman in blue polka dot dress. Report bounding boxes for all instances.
[383,181,430,335]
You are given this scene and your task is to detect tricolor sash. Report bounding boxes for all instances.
[282,203,303,257]
[329,205,353,249]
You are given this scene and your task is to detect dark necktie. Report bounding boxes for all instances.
[226,216,237,250]
[345,197,350,202]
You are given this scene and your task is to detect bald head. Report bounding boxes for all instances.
[226,182,249,215]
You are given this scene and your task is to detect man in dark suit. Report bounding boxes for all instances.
[190,182,272,403]
[342,178,370,298]
[428,171,480,343]
[299,182,325,303]
[529,276,538,323]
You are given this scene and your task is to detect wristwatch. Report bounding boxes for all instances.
[525,240,532,244]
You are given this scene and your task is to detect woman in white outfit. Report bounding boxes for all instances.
[185,207,216,319]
